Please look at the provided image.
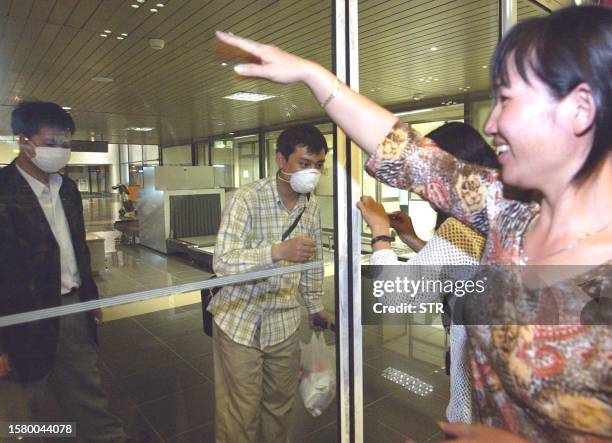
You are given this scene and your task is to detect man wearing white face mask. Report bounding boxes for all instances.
[211,124,333,443]
[0,102,140,442]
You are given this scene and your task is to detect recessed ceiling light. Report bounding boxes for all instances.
[131,4,139,8]
[223,92,276,102]
[121,33,128,37]
[126,127,154,132]
[92,76,114,82]
[150,8,158,12]
[221,62,228,66]
[137,0,145,2]
[430,46,437,51]
[100,34,108,37]
[156,3,165,6]
[433,78,438,81]
[104,30,111,33]
[116,36,124,40]
[62,106,72,110]
[482,65,487,69]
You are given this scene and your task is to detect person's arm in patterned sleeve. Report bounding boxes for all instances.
[365,122,502,236]
[213,192,275,276]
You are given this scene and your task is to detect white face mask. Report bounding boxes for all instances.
[281,168,321,194]
[27,143,71,173]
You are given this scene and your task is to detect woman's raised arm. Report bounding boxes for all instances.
[216,31,397,155]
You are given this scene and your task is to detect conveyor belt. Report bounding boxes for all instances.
[166,235,217,272]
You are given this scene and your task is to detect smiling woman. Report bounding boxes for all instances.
[216,5,612,442]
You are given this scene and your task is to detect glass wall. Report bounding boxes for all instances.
[0,1,336,443]
[65,165,111,196]
[0,0,556,441]
[119,144,160,186]
[358,1,500,441]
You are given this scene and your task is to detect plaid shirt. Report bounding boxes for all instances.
[210,176,324,349]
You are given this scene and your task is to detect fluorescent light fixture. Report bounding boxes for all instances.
[116,36,124,40]
[131,4,139,8]
[121,33,128,37]
[92,76,113,82]
[156,3,165,6]
[430,46,437,51]
[223,92,276,102]
[212,164,225,168]
[100,34,108,37]
[126,127,154,132]
[150,8,158,12]
[394,108,433,117]
[104,30,111,33]
[381,367,433,397]
[233,135,255,139]
[62,106,72,110]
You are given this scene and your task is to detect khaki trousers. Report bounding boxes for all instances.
[213,322,300,443]
[0,294,126,443]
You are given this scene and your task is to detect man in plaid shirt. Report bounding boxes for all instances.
[210,124,333,443]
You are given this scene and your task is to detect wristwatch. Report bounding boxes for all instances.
[371,235,393,246]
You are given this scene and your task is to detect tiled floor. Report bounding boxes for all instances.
[97,308,447,442]
[84,196,448,442]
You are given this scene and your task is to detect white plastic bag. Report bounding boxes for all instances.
[299,332,336,417]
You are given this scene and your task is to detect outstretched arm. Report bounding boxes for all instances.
[216,31,397,155]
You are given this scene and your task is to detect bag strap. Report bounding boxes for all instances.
[282,193,310,241]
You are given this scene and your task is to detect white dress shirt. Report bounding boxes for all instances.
[17,165,81,294]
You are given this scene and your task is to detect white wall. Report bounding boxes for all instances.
[71,145,120,191]
[0,141,19,164]
[163,145,191,165]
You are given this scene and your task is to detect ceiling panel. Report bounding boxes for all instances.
[0,0,549,146]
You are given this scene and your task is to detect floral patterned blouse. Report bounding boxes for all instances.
[365,122,612,442]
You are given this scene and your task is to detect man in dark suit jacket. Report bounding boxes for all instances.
[0,101,135,442]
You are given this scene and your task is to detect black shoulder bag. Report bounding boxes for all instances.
[201,196,310,337]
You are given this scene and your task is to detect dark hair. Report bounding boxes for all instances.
[491,6,612,180]
[11,101,75,138]
[276,124,328,160]
[426,122,499,228]
[426,122,500,169]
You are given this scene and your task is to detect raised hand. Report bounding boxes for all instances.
[356,196,390,236]
[388,211,426,252]
[216,31,317,84]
